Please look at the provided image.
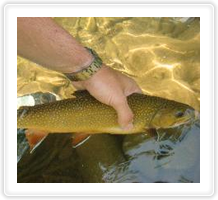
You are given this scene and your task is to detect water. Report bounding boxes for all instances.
[17,17,200,183]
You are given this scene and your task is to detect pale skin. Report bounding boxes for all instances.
[17,17,142,130]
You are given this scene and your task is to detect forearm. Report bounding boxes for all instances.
[17,17,93,73]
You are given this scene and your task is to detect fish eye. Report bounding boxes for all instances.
[175,111,184,118]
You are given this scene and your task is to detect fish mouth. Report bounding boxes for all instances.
[170,117,191,128]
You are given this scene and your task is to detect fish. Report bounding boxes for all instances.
[17,91,197,134]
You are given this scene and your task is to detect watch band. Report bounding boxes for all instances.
[64,47,103,81]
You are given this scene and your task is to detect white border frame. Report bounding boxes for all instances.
[4,4,214,196]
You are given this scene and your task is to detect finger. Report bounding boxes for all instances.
[111,96,134,130]
[71,81,86,90]
[124,86,143,96]
[134,86,143,94]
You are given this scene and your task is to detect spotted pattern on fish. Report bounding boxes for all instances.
[17,92,195,134]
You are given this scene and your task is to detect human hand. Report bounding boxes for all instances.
[72,65,142,131]
[17,17,141,130]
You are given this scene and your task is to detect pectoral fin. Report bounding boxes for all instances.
[25,129,91,150]
[72,133,91,148]
[25,129,49,150]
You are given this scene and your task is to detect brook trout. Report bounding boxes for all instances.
[17,91,196,134]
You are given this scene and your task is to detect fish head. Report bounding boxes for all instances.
[150,102,197,129]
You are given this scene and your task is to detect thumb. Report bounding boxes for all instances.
[111,96,134,131]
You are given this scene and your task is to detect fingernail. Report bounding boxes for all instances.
[122,123,134,131]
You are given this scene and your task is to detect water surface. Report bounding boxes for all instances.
[17,17,200,183]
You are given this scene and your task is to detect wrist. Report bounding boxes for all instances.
[64,47,94,73]
[65,47,103,82]
[74,48,94,72]
[82,64,108,83]
[71,64,108,90]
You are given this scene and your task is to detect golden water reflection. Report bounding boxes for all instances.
[17,17,200,111]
